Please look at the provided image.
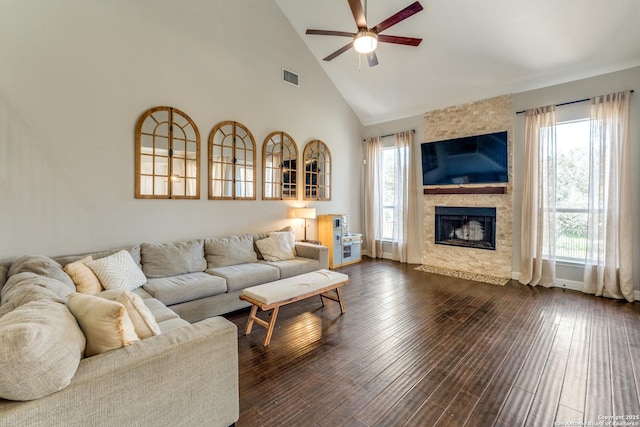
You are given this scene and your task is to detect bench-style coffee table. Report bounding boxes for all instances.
[239,269,350,346]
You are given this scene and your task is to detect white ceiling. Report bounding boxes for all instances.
[275,0,640,126]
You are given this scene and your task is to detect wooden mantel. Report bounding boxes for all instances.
[423,186,507,195]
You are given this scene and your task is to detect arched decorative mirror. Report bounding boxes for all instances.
[303,139,331,201]
[263,131,298,200]
[208,121,256,200]
[135,106,200,199]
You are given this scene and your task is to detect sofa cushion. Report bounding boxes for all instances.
[142,297,180,322]
[7,255,75,290]
[260,257,321,279]
[0,273,69,317]
[255,231,297,262]
[141,239,206,278]
[67,293,140,357]
[205,234,257,268]
[206,263,280,293]
[86,250,147,291]
[63,256,103,295]
[0,299,85,401]
[143,272,227,306]
[98,290,161,339]
[55,246,142,269]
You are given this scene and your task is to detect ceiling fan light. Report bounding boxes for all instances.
[353,30,378,54]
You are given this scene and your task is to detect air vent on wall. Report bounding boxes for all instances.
[282,68,300,87]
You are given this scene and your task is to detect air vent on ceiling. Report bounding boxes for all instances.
[282,68,300,87]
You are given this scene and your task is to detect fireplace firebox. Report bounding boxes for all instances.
[435,206,496,250]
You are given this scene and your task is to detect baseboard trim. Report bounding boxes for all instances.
[511,271,640,300]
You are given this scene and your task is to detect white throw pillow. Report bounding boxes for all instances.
[98,290,161,339]
[86,250,147,291]
[255,232,297,262]
[67,292,140,357]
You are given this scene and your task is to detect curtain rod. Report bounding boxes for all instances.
[362,129,415,142]
[515,89,634,114]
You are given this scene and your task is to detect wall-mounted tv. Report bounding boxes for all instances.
[421,131,508,186]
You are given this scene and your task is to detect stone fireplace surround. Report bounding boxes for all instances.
[420,95,513,285]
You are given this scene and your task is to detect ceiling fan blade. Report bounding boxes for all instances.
[348,0,367,29]
[366,51,379,67]
[372,1,423,34]
[306,29,356,38]
[323,42,354,61]
[377,34,422,46]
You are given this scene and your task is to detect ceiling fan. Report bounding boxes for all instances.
[305,0,423,67]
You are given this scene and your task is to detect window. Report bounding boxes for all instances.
[554,119,590,262]
[135,106,200,199]
[208,121,256,200]
[381,147,396,240]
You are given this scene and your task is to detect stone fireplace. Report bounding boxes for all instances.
[421,95,513,284]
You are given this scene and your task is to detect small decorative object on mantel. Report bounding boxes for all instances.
[135,106,200,199]
[263,131,298,200]
[303,140,331,201]
[208,121,256,200]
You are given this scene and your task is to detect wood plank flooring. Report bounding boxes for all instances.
[224,257,640,427]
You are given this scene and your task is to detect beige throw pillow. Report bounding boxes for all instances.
[64,256,104,295]
[86,250,147,291]
[98,290,161,339]
[67,292,140,357]
[255,231,297,262]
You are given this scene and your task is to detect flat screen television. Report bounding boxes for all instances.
[421,131,508,186]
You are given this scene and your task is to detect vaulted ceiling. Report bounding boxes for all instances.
[275,0,640,125]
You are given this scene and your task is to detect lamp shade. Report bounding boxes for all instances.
[289,207,316,220]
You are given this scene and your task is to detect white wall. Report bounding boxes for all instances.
[0,0,363,260]
[512,66,640,293]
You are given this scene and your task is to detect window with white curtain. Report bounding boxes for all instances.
[381,147,396,240]
[551,118,590,262]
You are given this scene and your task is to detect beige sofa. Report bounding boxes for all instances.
[0,230,328,427]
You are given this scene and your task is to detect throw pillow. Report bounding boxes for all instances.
[0,299,86,401]
[7,255,75,290]
[253,226,294,259]
[255,232,297,262]
[64,256,104,295]
[67,292,140,357]
[98,290,161,339]
[86,250,147,291]
[0,272,67,317]
[205,234,258,267]
[0,264,7,293]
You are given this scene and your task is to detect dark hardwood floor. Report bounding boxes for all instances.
[224,257,640,426]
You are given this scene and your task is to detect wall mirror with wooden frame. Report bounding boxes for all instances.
[303,139,331,201]
[135,106,200,199]
[263,131,298,200]
[208,121,256,200]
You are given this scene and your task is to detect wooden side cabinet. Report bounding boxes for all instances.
[318,214,362,269]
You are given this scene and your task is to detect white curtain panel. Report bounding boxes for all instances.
[520,105,557,287]
[391,131,420,263]
[363,137,383,258]
[583,91,634,301]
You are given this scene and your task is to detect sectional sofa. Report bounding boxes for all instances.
[0,229,329,426]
